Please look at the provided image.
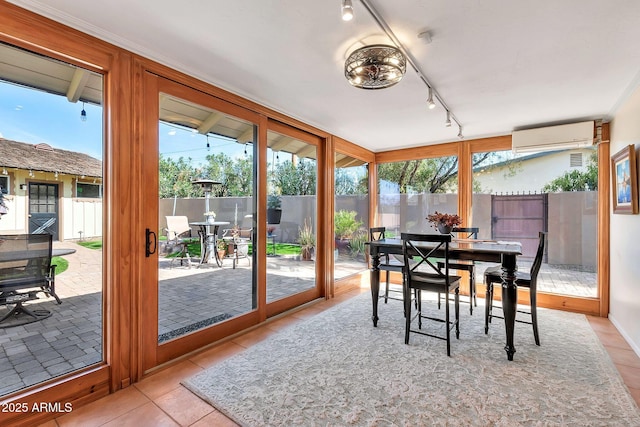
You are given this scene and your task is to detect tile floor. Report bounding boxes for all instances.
[36,287,640,427]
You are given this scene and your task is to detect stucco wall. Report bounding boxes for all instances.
[475,148,595,194]
[609,83,640,356]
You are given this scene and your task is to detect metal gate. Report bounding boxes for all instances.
[491,193,547,260]
[28,182,59,240]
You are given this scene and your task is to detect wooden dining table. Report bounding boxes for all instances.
[368,237,523,360]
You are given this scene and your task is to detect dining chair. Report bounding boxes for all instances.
[369,227,405,303]
[437,227,479,314]
[401,232,461,356]
[484,231,547,346]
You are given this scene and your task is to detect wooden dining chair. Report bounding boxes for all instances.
[401,232,461,356]
[437,227,479,314]
[484,231,547,345]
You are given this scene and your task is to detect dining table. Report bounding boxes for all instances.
[189,221,230,267]
[368,237,523,360]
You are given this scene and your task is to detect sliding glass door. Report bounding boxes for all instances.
[141,73,260,369]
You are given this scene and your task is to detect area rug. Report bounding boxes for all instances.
[183,293,640,426]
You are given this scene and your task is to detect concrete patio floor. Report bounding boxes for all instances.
[0,241,596,397]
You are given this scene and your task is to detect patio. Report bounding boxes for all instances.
[0,241,596,397]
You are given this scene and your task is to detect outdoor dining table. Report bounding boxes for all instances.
[189,221,230,267]
[368,237,522,360]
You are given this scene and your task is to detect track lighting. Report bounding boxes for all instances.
[427,87,436,110]
[445,111,451,127]
[80,102,87,122]
[341,0,354,21]
[457,126,464,139]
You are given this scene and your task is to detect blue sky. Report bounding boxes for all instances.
[0,81,103,160]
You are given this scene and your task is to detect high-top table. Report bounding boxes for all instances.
[368,238,522,360]
[189,221,230,267]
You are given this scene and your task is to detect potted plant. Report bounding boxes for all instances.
[216,239,227,261]
[426,211,462,234]
[334,210,363,253]
[297,218,315,261]
[267,194,282,224]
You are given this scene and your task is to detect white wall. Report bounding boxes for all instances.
[609,84,640,356]
[475,148,594,193]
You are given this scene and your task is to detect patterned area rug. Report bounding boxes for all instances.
[183,293,640,426]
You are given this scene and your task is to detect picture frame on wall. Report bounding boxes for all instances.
[611,144,638,214]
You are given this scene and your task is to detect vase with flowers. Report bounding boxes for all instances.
[426,211,462,234]
[204,211,216,224]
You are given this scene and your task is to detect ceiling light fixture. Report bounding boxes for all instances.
[427,87,436,109]
[445,111,451,127]
[341,0,354,21]
[29,169,34,177]
[354,0,463,132]
[2,168,7,175]
[54,171,59,179]
[344,44,406,89]
[458,125,464,139]
[80,102,87,122]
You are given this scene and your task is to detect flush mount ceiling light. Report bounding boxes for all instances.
[344,44,406,89]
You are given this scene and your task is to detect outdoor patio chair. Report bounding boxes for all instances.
[164,216,195,267]
[484,231,547,346]
[437,227,479,314]
[401,232,461,356]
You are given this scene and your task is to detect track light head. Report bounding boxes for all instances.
[341,0,354,21]
[445,111,451,127]
[457,126,464,139]
[427,87,436,109]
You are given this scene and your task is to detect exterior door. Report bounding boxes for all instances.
[491,193,547,260]
[28,182,59,240]
[140,72,262,371]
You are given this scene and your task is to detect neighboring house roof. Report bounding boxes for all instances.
[0,138,102,177]
[473,149,579,173]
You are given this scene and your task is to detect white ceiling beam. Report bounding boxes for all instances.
[197,112,224,134]
[236,127,254,144]
[270,136,295,151]
[66,68,90,103]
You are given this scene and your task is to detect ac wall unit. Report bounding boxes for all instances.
[511,121,594,154]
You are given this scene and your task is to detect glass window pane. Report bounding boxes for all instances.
[157,93,257,342]
[334,153,369,281]
[0,42,104,397]
[472,148,597,298]
[265,129,317,303]
[377,156,459,235]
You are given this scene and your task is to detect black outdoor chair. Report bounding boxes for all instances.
[484,231,547,346]
[401,232,461,356]
[437,227,479,314]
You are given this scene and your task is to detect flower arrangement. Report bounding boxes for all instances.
[426,211,461,232]
[204,211,216,217]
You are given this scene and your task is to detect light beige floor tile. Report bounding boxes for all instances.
[134,360,203,401]
[153,386,213,426]
[101,402,179,427]
[56,386,149,427]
